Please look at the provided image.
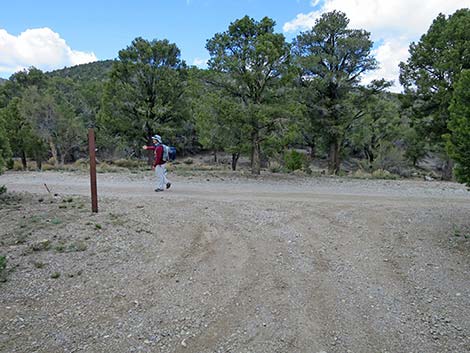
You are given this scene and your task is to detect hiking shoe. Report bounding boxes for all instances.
[155,189,164,192]
[166,182,171,189]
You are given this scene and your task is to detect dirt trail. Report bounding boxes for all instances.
[1,171,469,353]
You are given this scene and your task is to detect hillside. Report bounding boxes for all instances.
[47,59,114,81]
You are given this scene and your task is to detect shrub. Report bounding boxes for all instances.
[269,161,282,173]
[371,169,398,180]
[372,144,408,174]
[112,158,145,169]
[0,255,6,282]
[0,255,6,272]
[352,170,371,179]
[284,150,307,172]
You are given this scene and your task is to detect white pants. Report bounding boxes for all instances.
[155,164,170,190]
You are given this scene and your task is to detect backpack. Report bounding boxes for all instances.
[161,144,177,162]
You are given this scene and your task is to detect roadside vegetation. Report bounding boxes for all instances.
[0,9,469,186]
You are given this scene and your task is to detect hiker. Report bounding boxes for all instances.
[142,134,172,192]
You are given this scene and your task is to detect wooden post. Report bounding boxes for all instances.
[88,128,98,213]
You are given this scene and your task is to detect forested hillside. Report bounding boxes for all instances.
[47,60,114,81]
[0,9,469,185]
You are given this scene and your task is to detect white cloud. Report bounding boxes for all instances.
[284,0,468,36]
[0,27,97,77]
[361,38,410,92]
[193,57,208,68]
[283,0,469,91]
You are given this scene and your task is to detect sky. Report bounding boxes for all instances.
[0,0,468,91]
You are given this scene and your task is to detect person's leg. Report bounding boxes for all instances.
[163,164,171,189]
[156,165,165,190]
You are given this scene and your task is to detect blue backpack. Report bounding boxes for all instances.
[161,144,177,162]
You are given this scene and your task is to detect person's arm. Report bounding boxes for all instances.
[143,145,157,151]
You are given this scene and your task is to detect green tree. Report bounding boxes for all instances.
[18,86,82,166]
[206,16,292,175]
[0,67,47,107]
[0,68,49,168]
[194,85,247,170]
[0,113,11,172]
[293,11,377,174]
[46,77,87,164]
[99,37,188,158]
[349,90,402,166]
[399,8,470,178]
[446,70,470,187]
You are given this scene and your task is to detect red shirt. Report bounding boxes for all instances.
[146,144,165,167]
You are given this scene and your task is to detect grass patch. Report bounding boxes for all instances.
[50,271,61,279]
[453,226,470,239]
[31,239,51,252]
[0,255,6,272]
[0,255,6,282]
[33,261,46,269]
[66,241,88,252]
[54,244,65,253]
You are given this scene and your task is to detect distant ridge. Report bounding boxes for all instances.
[47,60,115,81]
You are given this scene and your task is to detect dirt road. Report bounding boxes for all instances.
[1,171,469,353]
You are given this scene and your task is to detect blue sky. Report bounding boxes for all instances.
[0,0,316,74]
[1,0,468,91]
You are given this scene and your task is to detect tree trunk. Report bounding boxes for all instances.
[309,144,316,161]
[36,156,42,170]
[364,147,374,164]
[442,157,454,181]
[251,132,261,175]
[213,150,218,163]
[231,152,240,171]
[49,138,58,166]
[328,140,340,175]
[21,150,27,170]
[145,123,153,165]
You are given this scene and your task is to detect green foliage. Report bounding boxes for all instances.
[193,78,246,161]
[0,255,6,272]
[0,112,11,172]
[0,254,6,282]
[0,15,466,177]
[206,16,293,174]
[284,150,307,172]
[99,37,188,157]
[0,67,88,168]
[48,60,114,82]
[399,9,470,156]
[446,70,470,187]
[403,127,427,166]
[349,91,402,165]
[293,11,378,174]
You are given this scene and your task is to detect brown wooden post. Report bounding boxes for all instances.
[88,128,98,213]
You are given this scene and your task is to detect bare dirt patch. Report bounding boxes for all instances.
[1,171,469,353]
